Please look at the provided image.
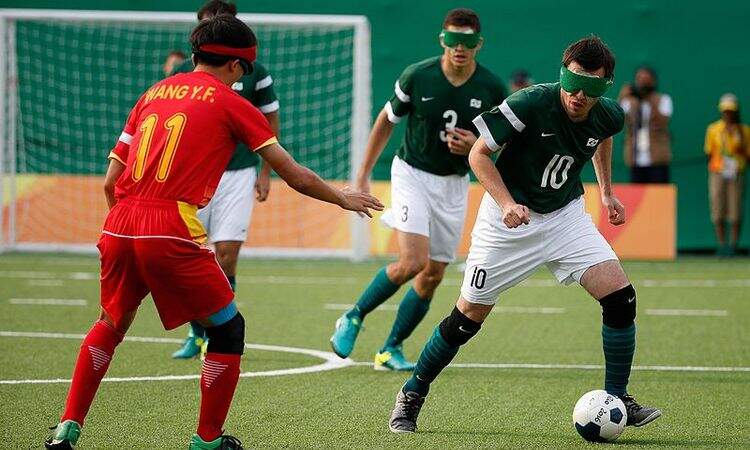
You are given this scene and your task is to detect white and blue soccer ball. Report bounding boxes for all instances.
[572,390,627,442]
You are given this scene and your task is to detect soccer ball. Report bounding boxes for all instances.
[572,390,627,442]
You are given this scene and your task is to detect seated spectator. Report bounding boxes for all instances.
[704,93,750,256]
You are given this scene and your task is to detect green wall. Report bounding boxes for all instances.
[2,0,748,250]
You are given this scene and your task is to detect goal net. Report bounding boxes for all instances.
[0,9,371,259]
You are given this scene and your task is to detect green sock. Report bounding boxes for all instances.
[382,288,430,350]
[347,267,400,320]
[602,323,636,396]
[403,327,459,396]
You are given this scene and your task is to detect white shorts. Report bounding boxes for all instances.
[461,193,618,305]
[197,166,257,244]
[380,156,469,263]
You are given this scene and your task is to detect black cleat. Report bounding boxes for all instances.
[389,389,426,433]
[620,394,662,427]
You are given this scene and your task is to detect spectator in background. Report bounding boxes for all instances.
[619,66,673,183]
[704,93,750,256]
[509,68,532,92]
[162,50,186,77]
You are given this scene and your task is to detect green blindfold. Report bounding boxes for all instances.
[440,30,481,49]
[559,66,613,97]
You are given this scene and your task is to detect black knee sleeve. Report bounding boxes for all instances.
[438,306,482,346]
[205,313,245,355]
[599,284,636,328]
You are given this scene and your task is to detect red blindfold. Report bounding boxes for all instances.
[198,44,257,64]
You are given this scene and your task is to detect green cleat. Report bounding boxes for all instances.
[374,344,416,371]
[329,313,362,358]
[172,334,205,359]
[45,420,81,450]
[189,433,244,449]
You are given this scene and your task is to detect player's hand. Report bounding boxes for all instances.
[339,186,384,218]
[255,170,271,202]
[501,203,531,228]
[602,195,626,225]
[447,127,477,155]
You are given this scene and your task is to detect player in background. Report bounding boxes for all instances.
[169,0,282,360]
[329,8,506,371]
[163,50,186,77]
[388,36,661,433]
[45,15,382,450]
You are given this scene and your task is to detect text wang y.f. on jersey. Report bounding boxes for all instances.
[109,71,277,208]
[473,83,624,214]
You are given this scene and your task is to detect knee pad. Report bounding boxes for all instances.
[599,284,636,328]
[438,306,482,346]
[205,313,245,355]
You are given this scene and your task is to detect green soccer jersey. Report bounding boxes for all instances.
[386,56,506,176]
[172,59,279,171]
[473,83,624,213]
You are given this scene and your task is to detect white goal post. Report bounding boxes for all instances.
[0,9,372,260]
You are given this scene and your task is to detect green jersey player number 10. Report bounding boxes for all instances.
[541,154,574,189]
[438,110,458,142]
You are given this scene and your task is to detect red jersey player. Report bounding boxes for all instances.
[45,15,383,450]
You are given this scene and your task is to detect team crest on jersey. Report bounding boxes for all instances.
[586,138,600,147]
[231,82,244,91]
[470,98,482,109]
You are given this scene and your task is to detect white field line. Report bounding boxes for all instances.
[351,361,750,373]
[325,303,397,311]
[1,331,748,384]
[0,331,352,385]
[324,303,564,315]
[645,309,728,317]
[0,270,97,280]
[27,279,64,287]
[0,270,749,288]
[9,298,87,306]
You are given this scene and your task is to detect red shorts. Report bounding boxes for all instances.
[98,197,234,330]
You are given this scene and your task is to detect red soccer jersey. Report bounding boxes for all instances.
[109,71,277,207]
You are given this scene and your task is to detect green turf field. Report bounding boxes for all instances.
[1,253,749,449]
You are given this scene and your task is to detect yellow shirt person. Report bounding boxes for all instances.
[704,93,750,255]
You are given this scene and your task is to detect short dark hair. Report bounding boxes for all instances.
[197,0,237,21]
[443,8,481,33]
[190,14,256,68]
[635,65,657,80]
[562,35,615,79]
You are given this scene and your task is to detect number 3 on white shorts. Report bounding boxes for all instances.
[541,154,574,189]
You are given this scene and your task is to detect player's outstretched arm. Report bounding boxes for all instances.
[469,137,530,228]
[255,111,279,202]
[103,158,126,210]
[593,137,625,225]
[354,109,396,193]
[257,142,384,217]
